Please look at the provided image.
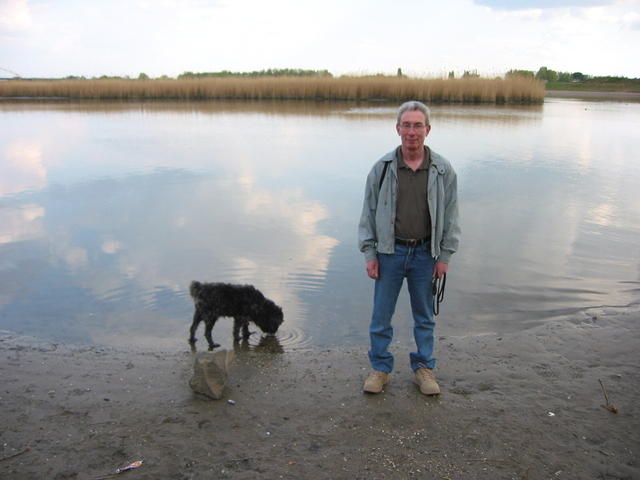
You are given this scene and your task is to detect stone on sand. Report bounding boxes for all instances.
[189,350,234,400]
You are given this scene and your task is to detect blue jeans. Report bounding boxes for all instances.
[368,243,436,373]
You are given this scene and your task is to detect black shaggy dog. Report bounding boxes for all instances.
[188,281,284,350]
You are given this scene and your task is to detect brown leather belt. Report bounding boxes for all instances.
[395,237,429,247]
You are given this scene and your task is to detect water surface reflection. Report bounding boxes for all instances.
[0,99,638,350]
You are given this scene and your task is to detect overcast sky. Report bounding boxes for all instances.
[1,0,638,79]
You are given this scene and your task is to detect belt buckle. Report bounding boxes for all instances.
[396,237,425,247]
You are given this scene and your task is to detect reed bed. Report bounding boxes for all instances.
[0,76,544,103]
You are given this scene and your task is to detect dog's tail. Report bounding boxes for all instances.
[189,281,203,299]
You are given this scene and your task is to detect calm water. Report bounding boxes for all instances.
[1,98,639,350]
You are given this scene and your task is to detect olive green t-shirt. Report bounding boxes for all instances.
[394,146,431,240]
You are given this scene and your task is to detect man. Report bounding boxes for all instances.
[358,100,460,395]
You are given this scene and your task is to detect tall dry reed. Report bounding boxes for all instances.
[0,76,544,103]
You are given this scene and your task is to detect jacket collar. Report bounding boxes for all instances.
[383,146,446,174]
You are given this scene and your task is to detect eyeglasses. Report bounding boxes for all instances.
[399,122,426,131]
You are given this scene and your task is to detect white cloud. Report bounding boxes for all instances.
[0,141,47,196]
[0,0,31,32]
[474,0,614,10]
[1,0,638,78]
[0,204,44,244]
[102,238,124,254]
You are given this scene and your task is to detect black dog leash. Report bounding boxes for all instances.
[432,273,446,316]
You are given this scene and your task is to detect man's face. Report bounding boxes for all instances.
[396,110,431,151]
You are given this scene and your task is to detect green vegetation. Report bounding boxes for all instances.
[3,66,636,102]
[546,76,640,92]
[506,69,534,79]
[177,68,332,79]
[461,70,480,79]
[507,67,640,92]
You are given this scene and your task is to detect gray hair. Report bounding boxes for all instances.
[397,100,431,126]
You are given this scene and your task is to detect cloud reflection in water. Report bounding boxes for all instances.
[0,166,338,349]
[1,99,639,348]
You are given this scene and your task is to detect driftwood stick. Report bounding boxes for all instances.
[598,379,619,413]
[466,458,509,463]
[598,379,610,405]
[0,446,30,462]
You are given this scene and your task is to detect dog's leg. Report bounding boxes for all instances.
[233,317,253,340]
[242,319,252,339]
[233,318,242,342]
[189,308,202,345]
[204,317,221,350]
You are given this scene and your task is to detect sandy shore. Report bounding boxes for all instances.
[1,305,639,480]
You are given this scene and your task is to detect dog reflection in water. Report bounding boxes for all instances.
[233,333,285,354]
[188,281,284,350]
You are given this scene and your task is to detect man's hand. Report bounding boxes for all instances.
[433,261,448,279]
[366,259,379,279]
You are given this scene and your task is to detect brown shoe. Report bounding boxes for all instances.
[363,370,389,393]
[414,367,440,395]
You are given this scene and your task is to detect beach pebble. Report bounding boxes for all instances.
[189,350,234,400]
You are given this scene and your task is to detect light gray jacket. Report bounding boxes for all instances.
[358,147,461,263]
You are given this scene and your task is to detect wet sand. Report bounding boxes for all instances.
[1,305,639,479]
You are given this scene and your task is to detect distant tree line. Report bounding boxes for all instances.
[507,66,610,82]
[6,67,634,92]
[55,69,333,81]
[447,70,480,79]
[177,68,333,79]
[505,67,639,91]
